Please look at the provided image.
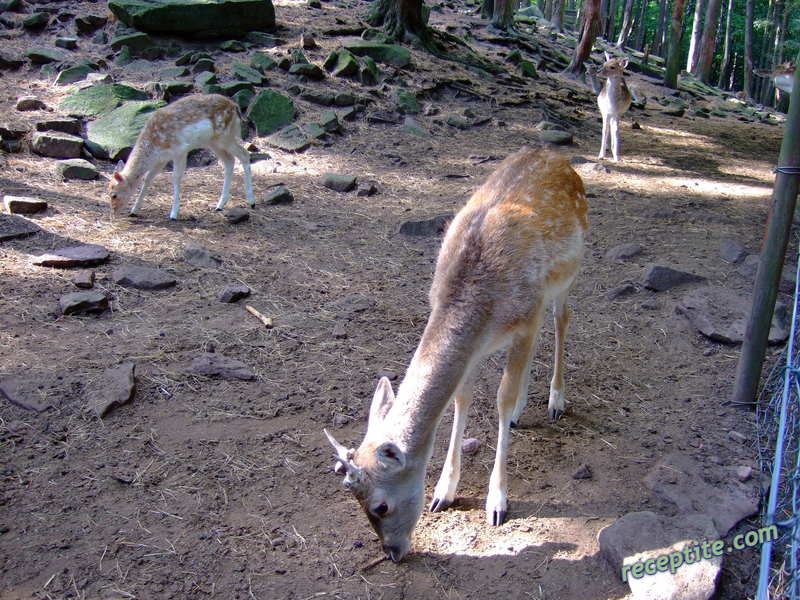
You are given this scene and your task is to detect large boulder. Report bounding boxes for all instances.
[60,83,150,117]
[85,100,164,160]
[108,0,275,38]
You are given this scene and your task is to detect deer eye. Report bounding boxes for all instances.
[373,502,389,517]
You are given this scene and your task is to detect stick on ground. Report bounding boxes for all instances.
[245,304,273,328]
[360,555,390,572]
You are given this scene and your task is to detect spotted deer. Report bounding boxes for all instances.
[755,61,796,94]
[324,148,588,562]
[109,94,254,221]
[597,53,632,162]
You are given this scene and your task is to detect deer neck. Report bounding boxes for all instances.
[384,305,487,464]
[602,76,630,105]
[122,137,161,180]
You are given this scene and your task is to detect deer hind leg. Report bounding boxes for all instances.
[169,153,188,220]
[212,148,235,212]
[487,305,544,526]
[229,143,254,207]
[610,115,621,162]
[548,289,572,420]
[430,368,478,513]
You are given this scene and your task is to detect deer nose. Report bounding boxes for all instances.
[383,544,402,562]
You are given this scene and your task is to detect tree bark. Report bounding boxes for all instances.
[717,0,734,88]
[550,0,566,30]
[615,0,636,46]
[605,0,618,39]
[368,0,430,42]
[482,0,494,18]
[652,0,670,56]
[566,0,601,74]
[491,0,516,28]
[743,0,753,96]
[686,0,705,72]
[695,0,722,81]
[633,0,649,50]
[664,0,689,87]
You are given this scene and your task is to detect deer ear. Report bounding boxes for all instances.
[604,51,612,61]
[368,377,395,425]
[115,159,125,172]
[619,58,629,69]
[376,441,406,471]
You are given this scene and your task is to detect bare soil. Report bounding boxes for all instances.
[0,1,791,598]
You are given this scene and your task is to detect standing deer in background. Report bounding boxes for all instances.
[325,148,588,563]
[109,94,254,221]
[755,61,796,94]
[597,53,632,162]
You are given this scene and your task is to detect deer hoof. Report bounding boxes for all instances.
[490,509,506,526]
[429,498,453,513]
[548,408,563,421]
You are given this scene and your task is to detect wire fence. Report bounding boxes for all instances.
[756,248,800,600]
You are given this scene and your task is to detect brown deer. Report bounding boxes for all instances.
[755,61,796,94]
[597,53,632,162]
[325,148,588,562]
[109,94,254,221]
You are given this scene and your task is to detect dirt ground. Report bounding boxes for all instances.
[0,0,792,598]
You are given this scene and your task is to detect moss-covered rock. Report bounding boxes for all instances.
[85,100,164,160]
[247,90,295,136]
[60,83,149,116]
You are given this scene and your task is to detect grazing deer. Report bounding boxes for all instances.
[755,61,796,94]
[109,94,254,221]
[325,148,587,562]
[596,52,632,162]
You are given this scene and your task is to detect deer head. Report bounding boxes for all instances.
[599,53,629,79]
[324,377,425,562]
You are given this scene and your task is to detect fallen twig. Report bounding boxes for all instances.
[245,304,273,328]
[360,554,390,572]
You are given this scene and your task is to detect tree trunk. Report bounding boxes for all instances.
[743,0,753,96]
[491,0,516,28]
[716,0,734,88]
[634,0,649,50]
[550,0,566,30]
[652,0,670,56]
[615,0,636,46]
[686,0,705,72]
[694,0,722,81]
[605,0,618,39]
[566,0,601,74]
[664,0,689,87]
[368,0,430,42]
[482,0,494,18]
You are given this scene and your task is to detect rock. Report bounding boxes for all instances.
[462,438,480,455]
[606,242,643,261]
[572,464,593,479]
[736,465,753,482]
[60,83,150,117]
[59,290,109,315]
[57,159,99,180]
[323,173,357,192]
[394,88,419,114]
[183,243,222,267]
[225,207,250,223]
[192,58,216,74]
[85,100,164,160]
[728,430,747,443]
[359,56,380,85]
[108,0,275,38]
[357,181,378,197]
[606,283,638,301]
[300,32,317,49]
[736,254,759,279]
[111,32,154,55]
[0,376,51,412]
[220,39,246,52]
[318,111,341,133]
[519,60,537,78]
[264,186,294,205]
[87,363,136,418]
[0,52,24,71]
[33,244,110,268]
[402,116,430,138]
[36,119,81,135]
[0,214,40,241]
[325,48,359,77]
[56,63,96,85]
[265,123,312,152]
[539,129,573,145]
[75,14,107,35]
[247,89,295,136]
[73,270,95,289]
[720,238,747,264]
[676,286,789,344]
[26,48,67,65]
[113,266,176,290]
[251,51,277,72]
[16,96,47,111]
[643,264,705,291]
[31,132,83,159]
[644,452,759,536]
[232,62,265,85]
[598,511,721,600]
[331,293,375,315]
[288,62,325,79]
[332,322,347,339]
[662,106,685,117]
[185,353,255,380]
[447,115,470,129]
[343,41,412,67]
[218,283,251,303]
[3,195,48,215]
[399,214,453,236]
[22,12,49,29]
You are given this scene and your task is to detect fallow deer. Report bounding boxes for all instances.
[755,61,796,94]
[597,53,632,162]
[109,94,254,221]
[325,148,588,563]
